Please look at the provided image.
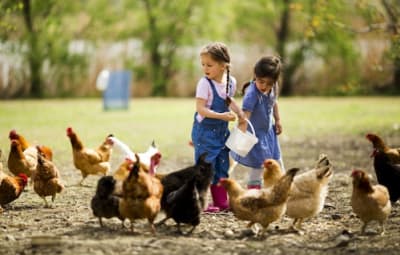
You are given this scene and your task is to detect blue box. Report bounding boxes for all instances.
[103,71,132,110]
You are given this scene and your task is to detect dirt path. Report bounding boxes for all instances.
[1,135,400,255]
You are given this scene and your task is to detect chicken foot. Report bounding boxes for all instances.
[290,218,305,235]
[155,216,169,226]
[41,197,50,208]
[78,175,87,186]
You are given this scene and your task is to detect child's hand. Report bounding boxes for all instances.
[275,120,282,135]
[222,112,236,122]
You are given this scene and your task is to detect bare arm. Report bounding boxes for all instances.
[273,103,282,135]
[237,111,251,132]
[196,98,236,122]
[228,97,245,119]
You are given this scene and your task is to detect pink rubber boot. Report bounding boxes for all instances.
[204,185,229,213]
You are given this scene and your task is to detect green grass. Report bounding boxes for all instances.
[281,97,400,139]
[0,97,399,161]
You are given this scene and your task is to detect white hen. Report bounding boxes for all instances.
[285,154,333,232]
[108,136,161,175]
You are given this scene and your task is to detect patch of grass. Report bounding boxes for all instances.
[281,97,400,139]
[0,97,399,162]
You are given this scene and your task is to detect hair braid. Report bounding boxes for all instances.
[225,67,231,106]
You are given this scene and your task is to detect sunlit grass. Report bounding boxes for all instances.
[0,97,399,162]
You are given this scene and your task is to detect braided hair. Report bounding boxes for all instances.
[242,55,282,95]
[200,42,232,106]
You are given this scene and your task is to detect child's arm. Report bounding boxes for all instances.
[237,111,251,132]
[196,98,236,122]
[273,103,282,135]
[228,98,245,120]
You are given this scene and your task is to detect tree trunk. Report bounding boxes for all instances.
[276,0,292,96]
[22,0,43,98]
[381,0,400,92]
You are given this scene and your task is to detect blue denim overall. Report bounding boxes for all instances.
[191,78,230,184]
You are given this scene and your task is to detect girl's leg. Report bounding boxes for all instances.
[247,167,263,189]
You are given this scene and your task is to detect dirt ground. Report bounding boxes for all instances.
[1,134,400,255]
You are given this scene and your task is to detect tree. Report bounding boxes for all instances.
[137,0,203,96]
[381,0,400,92]
[233,0,360,96]
[1,1,88,98]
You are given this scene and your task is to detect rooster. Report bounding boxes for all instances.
[33,150,64,207]
[91,175,123,227]
[66,127,113,185]
[118,154,163,234]
[0,150,28,212]
[285,154,333,232]
[366,133,400,203]
[351,169,391,235]
[9,129,53,160]
[219,168,299,236]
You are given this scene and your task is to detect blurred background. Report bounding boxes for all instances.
[0,0,399,99]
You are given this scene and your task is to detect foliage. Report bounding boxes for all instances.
[0,0,398,98]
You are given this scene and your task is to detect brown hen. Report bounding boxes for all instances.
[118,154,163,234]
[66,127,113,185]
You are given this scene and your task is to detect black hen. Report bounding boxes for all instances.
[373,152,400,203]
[157,153,213,232]
[163,176,201,234]
[91,176,123,227]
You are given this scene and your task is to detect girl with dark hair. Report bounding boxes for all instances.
[232,55,285,189]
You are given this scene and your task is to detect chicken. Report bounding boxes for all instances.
[91,175,123,227]
[159,153,213,212]
[160,176,201,235]
[113,158,132,182]
[156,153,213,234]
[219,168,299,236]
[118,154,163,234]
[263,159,283,189]
[66,127,113,185]
[285,154,333,232]
[9,129,53,160]
[366,133,400,164]
[33,150,64,207]
[7,139,38,177]
[0,167,28,212]
[351,169,391,235]
[366,133,400,203]
[108,136,162,174]
[113,153,162,197]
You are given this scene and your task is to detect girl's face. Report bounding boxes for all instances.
[200,54,226,83]
[255,77,275,93]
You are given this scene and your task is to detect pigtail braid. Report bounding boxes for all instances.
[225,67,231,106]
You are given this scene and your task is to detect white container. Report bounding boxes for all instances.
[226,119,258,157]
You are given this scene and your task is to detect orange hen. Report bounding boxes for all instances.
[33,150,64,207]
[7,139,37,177]
[351,169,391,235]
[0,155,28,212]
[9,129,53,160]
[66,127,113,185]
[119,154,163,234]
